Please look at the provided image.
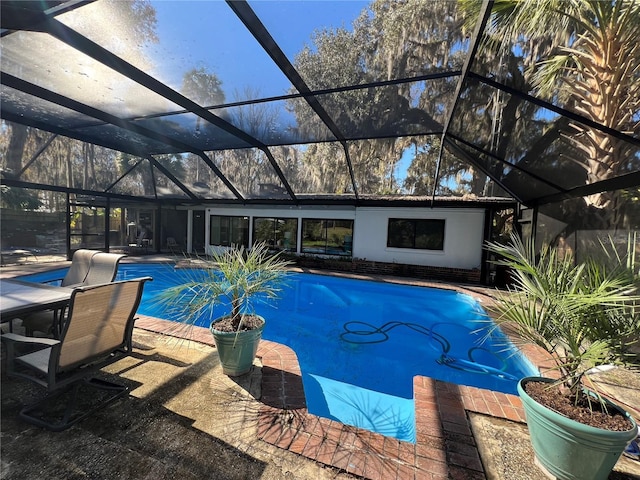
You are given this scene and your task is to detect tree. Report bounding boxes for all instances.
[2,0,159,202]
[290,0,474,196]
[475,0,640,229]
[4,123,28,178]
[0,186,42,210]
[181,67,225,107]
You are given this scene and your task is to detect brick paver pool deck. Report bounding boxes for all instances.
[1,260,560,480]
[135,314,534,480]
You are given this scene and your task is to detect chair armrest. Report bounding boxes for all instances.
[1,333,60,346]
[2,333,61,379]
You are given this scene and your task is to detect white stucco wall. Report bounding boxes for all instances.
[203,205,485,270]
[353,207,485,269]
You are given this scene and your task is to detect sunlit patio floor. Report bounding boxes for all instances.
[1,258,639,479]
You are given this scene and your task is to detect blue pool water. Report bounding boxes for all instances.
[21,264,537,442]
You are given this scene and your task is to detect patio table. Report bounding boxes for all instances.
[0,278,73,324]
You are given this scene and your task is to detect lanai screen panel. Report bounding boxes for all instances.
[445,136,562,203]
[132,112,253,152]
[347,136,436,196]
[537,186,640,248]
[108,159,155,198]
[58,0,298,106]
[269,143,354,196]
[0,30,182,119]
[471,2,640,142]
[349,133,507,198]
[15,133,131,192]
[1,87,99,132]
[206,147,289,200]
[149,158,194,199]
[107,156,199,199]
[220,98,337,146]
[309,77,454,140]
[0,89,185,157]
[177,153,238,199]
[449,78,640,203]
[70,123,184,156]
[254,0,471,89]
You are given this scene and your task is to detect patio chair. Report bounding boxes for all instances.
[128,226,153,254]
[22,252,127,337]
[82,252,126,285]
[45,249,100,287]
[1,277,152,431]
[6,249,98,335]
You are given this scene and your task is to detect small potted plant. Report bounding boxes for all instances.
[159,242,291,376]
[484,234,639,480]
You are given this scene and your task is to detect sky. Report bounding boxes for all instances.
[150,1,369,101]
[146,0,421,187]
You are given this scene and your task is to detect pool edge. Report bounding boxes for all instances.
[134,314,529,480]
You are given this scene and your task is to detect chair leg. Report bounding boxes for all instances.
[19,377,129,431]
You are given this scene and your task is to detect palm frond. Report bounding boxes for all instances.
[484,233,640,394]
[154,243,292,333]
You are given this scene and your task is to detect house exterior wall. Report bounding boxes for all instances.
[204,205,485,271]
[353,207,485,270]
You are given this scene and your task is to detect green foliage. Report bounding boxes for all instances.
[0,186,42,210]
[289,0,473,196]
[484,234,640,395]
[157,243,292,333]
[181,67,225,106]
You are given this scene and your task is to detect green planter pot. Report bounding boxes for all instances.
[210,315,265,377]
[518,376,637,480]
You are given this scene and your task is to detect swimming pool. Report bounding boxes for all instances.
[21,264,537,442]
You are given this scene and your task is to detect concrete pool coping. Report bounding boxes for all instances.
[2,258,638,479]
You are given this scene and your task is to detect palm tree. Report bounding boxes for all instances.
[475,0,640,228]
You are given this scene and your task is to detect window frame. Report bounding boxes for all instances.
[252,216,298,252]
[209,215,249,247]
[301,218,354,256]
[387,218,445,251]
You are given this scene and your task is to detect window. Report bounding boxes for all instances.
[301,219,353,256]
[253,217,298,251]
[387,218,445,250]
[209,215,249,247]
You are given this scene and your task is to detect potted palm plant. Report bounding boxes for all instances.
[159,242,291,376]
[484,234,639,480]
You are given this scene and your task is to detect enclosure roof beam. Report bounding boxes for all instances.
[16,134,58,178]
[431,0,494,205]
[1,72,244,201]
[0,0,92,35]
[533,171,640,207]
[469,72,640,148]
[0,177,166,204]
[228,0,359,198]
